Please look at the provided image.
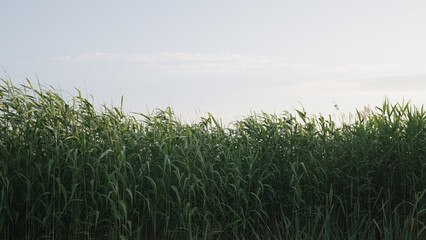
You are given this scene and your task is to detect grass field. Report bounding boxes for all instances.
[0,79,425,239]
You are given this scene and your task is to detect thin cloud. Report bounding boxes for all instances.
[320,63,422,73]
[269,75,426,97]
[321,64,394,72]
[55,52,312,73]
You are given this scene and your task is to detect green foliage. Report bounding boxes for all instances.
[0,79,425,239]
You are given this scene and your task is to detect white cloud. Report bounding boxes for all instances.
[55,52,312,73]
[55,53,426,76]
[320,64,399,72]
[320,63,426,75]
[269,75,426,97]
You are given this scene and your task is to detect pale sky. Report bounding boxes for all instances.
[2,1,425,124]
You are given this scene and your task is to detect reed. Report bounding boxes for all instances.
[0,79,425,239]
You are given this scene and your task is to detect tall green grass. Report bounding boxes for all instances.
[0,79,425,239]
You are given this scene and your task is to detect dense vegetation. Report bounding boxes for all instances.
[0,80,425,239]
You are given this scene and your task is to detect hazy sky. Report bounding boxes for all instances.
[2,1,425,123]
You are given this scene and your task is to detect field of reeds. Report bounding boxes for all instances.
[0,79,425,239]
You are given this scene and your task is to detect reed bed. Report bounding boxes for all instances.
[0,79,425,239]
